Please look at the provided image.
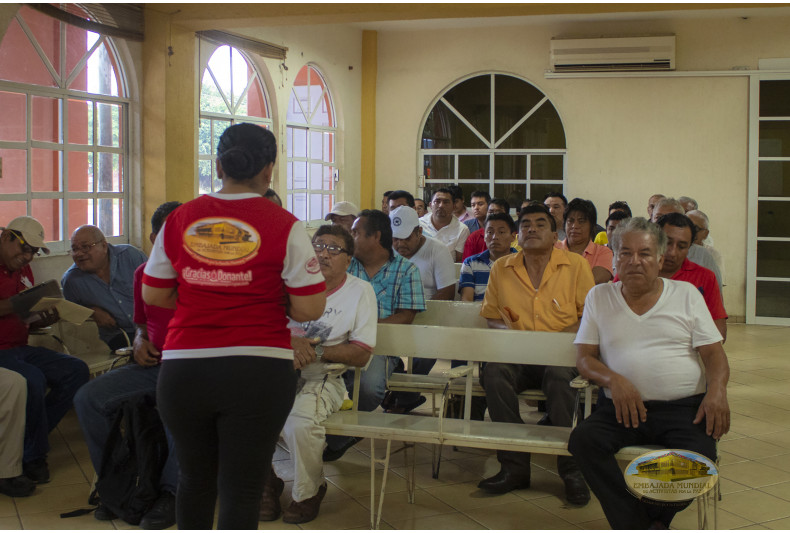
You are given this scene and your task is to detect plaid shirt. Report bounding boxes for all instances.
[348,255,426,320]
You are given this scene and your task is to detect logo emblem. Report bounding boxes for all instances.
[624,449,718,503]
[183,218,260,266]
[306,256,321,274]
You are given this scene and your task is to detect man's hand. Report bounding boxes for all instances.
[133,334,161,367]
[91,307,117,328]
[608,374,647,428]
[29,308,60,329]
[694,387,730,439]
[292,336,319,370]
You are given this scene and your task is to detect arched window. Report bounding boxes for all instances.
[198,44,271,194]
[286,65,337,222]
[0,5,129,250]
[420,73,566,210]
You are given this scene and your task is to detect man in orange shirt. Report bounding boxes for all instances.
[478,204,595,505]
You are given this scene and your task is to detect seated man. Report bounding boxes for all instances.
[420,188,470,262]
[593,201,632,245]
[463,190,491,233]
[387,190,414,212]
[0,368,34,497]
[686,209,724,283]
[324,201,359,232]
[0,217,89,484]
[384,206,456,412]
[462,198,510,260]
[73,202,181,528]
[656,212,728,341]
[414,198,428,218]
[62,225,148,349]
[569,217,729,530]
[556,198,613,285]
[478,205,594,504]
[323,210,425,461]
[459,213,517,302]
[260,225,377,524]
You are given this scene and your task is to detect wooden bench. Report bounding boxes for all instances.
[322,321,717,529]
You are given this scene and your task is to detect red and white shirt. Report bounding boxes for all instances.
[143,192,326,361]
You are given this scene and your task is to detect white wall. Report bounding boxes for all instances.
[374,13,790,317]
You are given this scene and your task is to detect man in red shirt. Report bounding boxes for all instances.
[656,212,727,341]
[0,217,89,485]
[462,198,510,260]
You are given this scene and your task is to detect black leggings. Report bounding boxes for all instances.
[157,356,296,530]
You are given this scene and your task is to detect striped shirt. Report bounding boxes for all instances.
[458,249,516,302]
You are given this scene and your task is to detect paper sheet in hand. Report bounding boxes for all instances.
[30,298,94,325]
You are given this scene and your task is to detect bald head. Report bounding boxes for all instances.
[647,194,665,219]
[686,209,710,245]
[678,196,698,213]
[70,225,109,273]
[651,197,684,222]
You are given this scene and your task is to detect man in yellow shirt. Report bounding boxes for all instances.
[478,204,595,505]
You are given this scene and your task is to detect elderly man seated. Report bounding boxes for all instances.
[62,225,147,349]
[478,204,594,504]
[260,225,377,524]
[569,217,729,530]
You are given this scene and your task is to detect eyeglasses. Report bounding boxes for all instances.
[70,241,103,255]
[9,230,41,257]
[312,242,349,256]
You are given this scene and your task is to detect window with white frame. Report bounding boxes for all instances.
[420,73,566,210]
[198,44,272,194]
[0,5,129,251]
[286,65,337,222]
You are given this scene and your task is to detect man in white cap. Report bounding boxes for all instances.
[0,217,89,485]
[383,206,456,412]
[324,201,359,233]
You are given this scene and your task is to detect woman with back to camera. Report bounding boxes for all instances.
[142,123,326,529]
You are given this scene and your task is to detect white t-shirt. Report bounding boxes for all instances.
[419,213,470,257]
[574,279,723,402]
[288,273,377,380]
[400,236,456,300]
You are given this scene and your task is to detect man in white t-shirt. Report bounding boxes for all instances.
[384,206,456,411]
[419,188,470,262]
[569,217,730,530]
[260,225,377,525]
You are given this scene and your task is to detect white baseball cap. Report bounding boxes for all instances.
[325,201,359,220]
[2,216,50,255]
[389,206,420,239]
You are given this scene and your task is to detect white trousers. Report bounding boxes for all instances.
[282,375,345,502]
[0,368,27,478]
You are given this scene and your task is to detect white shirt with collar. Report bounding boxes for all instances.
[419,213,470,257]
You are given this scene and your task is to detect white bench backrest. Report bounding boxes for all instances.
[413,300,487,328]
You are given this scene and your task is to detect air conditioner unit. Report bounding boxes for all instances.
[550,36,676,72]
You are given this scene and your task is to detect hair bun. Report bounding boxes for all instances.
[219,147,257,181]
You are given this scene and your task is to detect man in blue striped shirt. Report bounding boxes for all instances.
[458,213,517,302]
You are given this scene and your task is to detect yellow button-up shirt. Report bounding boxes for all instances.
[481,248,594,332]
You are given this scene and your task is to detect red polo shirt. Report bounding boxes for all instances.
[0,264,33,349]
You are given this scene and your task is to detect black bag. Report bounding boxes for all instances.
[92,393,169,525]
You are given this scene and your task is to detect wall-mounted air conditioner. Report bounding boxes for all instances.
[550,35,676,72]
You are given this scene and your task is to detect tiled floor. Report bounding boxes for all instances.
[3,323,790,529]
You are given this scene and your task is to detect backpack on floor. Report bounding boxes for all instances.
[92,392,169,525]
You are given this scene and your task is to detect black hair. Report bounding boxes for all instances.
[313,224,354,256]
[447,185,463,202]
[432,188,454,202]
[605,210,630,227]
[470,190,491,203]
[383,190,393,198]
[151,201,182,235]
[608,201,632,217]
[357,209,394,259]
[518,204,556,231]
[485,212,516,233]
[387,190,415,208]
[217,123,277,181]
[564,198,598,240]
[655,212,697,243]
[489,198,510,213]
[542,191,568,205]
[264,188,282,207]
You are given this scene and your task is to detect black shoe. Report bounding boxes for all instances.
[384,395,427,414]
[140,491,176,529]
[477,469,531,494]
[563,471,591,505]
[22,458,50,484]
[94,504,118,521]
[322,436,363,462]
[0,475,35,497]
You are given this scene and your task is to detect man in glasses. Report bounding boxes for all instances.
[61,225,147,350]
[260,225,377,524]
[0,216,90,485]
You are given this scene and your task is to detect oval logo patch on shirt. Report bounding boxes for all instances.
[183,217,260,265]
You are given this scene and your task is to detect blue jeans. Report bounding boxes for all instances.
[325,354,399,452]
[73,363,179,493]
[0,345,89,463]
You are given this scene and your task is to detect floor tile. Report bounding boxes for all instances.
[719,438,788,460]
[719,489,790,523]
[464,500,579,530]
[756,453,790,474]
[671,504,751,529]
[761,516,790,529]
[326,468,409,498]
[322,447,378,477]
[0,516,21,529]
[757,481,790,502]
[424,480,522,510]
[530,492,607,524]
[20,509,115,530]
[355,489,455,524]
[578,517,610,529]
[388,510,486,529]
[0,496,17,517]
[391,459,483,489]
[723,462,790,488]
[15,482,92,514]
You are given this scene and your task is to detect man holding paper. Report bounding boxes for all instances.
[478,204,594,505]
[0,217,89,485]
